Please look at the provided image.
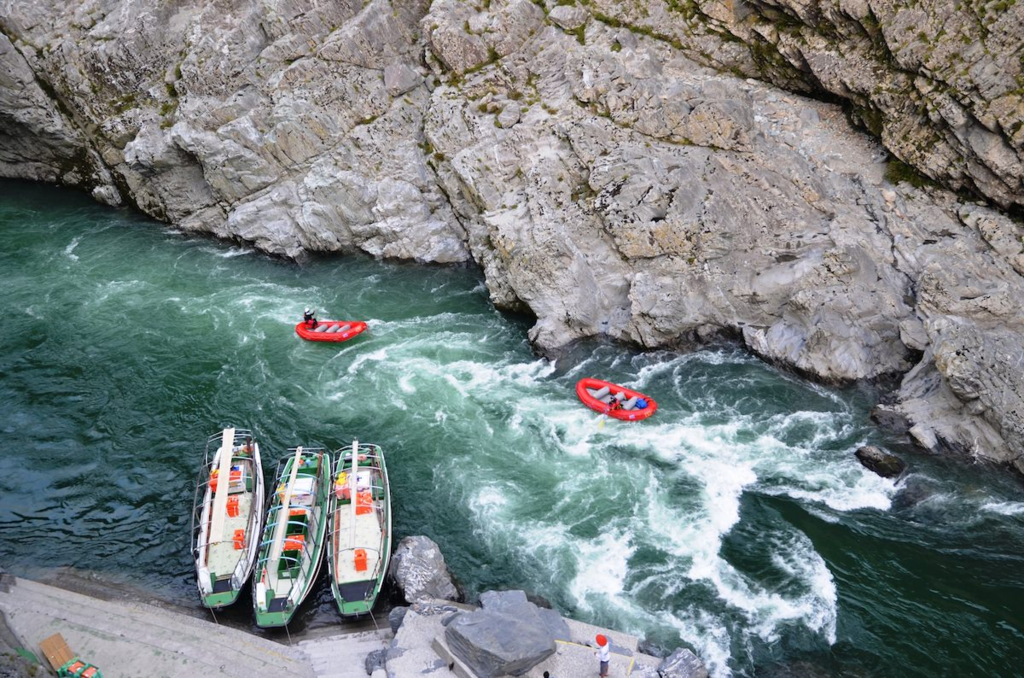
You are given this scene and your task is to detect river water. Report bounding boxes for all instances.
[1,181,1022,677]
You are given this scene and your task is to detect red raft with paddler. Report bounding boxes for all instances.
[296,307,368,343]
[576,378,658,421]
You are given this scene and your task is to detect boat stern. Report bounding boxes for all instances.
[202,587,240,610]
[332,579,379,617]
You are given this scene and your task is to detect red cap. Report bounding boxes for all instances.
[596,634,608,647]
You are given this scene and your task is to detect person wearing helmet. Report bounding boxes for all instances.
[595,634,610,677]
[303,307,319,329]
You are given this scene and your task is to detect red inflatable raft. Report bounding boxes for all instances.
[295,320,367,342]
[575,378,657,421]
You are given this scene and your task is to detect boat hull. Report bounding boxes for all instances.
[252,448,331,628]
[295,320,367,342]
[575,378,658,421]
[191,429,265,610]
[327,442,392,617]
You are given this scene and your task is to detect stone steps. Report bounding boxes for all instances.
[298,629,391,678]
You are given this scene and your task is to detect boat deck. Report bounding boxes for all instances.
[207,493,253,577]
[333,511,382,584]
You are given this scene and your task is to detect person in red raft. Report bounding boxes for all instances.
[303,307,318,329]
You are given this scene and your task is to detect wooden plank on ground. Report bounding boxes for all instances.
[39,633,74,671]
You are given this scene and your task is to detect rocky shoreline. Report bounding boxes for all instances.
[0,0,1021,474]
[384,535,709,678]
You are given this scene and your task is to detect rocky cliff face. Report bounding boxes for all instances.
[0,0,1021,474]
[581,0,1024,211]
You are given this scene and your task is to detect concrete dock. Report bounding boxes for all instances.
[0,572,323,676]
[0,573,665,677]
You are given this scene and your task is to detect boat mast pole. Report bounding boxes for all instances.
[208,427,235,545]
[349,440,359,548]
[269,446,304,572]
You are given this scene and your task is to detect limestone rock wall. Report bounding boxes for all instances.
[0,0,1021,474]
[581,0,1024,210]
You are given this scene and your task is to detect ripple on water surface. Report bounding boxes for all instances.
[1,182,1024,677]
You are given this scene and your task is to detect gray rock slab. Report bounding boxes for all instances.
[445,608,556,677]
[479,590,570,642]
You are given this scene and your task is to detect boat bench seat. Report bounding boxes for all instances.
[314,325,329,332]
[588,386,639,408]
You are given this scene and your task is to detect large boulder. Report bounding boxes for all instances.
[389,536,461,604]
[478,590,570,641]
[855,446,907,479]
[658,648,709,678]
[444,590,565,677]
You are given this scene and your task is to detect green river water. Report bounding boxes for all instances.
[1,181,1023,677]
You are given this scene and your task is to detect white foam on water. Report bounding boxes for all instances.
[568,408,850,669]
[440,358,555,391]
[87,279,153,306]
[371,344,871,677]
[398,374,417,394]
[641,457,812,644]
[466,483,570,565]
[660,609,737,678]
[64,236,81,261]
[470,485,508,514]
[749,412,895,512]
[370,311,480,331]
[774,475,893,512]
[769,531,838,643]
[458,408,837,677]
[200,245,252,258]
[568,528,636,604]
[346,348,390,375]
[803,505,842,524]
[628,349,754,386]
[980,501,1024,516]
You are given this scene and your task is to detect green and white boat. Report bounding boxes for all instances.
[327,441,392,617]
[252,446,330,627]
[191,427,265,609]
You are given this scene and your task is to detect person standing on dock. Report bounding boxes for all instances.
[595,634,610,677]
